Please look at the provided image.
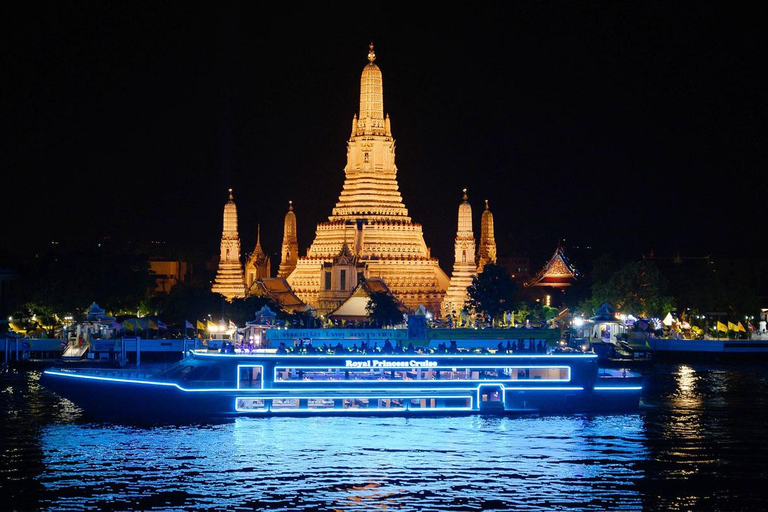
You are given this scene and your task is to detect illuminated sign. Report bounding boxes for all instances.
[344,359,438,368]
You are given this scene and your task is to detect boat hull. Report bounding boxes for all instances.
[40,364,642,422]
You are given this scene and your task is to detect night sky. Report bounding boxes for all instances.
[2,2,766,273]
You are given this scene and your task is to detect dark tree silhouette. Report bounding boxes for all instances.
[466,263,517,324]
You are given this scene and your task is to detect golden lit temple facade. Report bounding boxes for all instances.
[244,224,271,294]
[211,189,247,300]
[478,199,497,271]
[277,201,298,278]
[441,189,478,318]
[286,44,449,316]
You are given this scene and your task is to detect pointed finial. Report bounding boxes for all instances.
[485,199,489,210]
[288,200,293,211]
[462,188,468,201]
[368,42,376,63]
[228,188,233,201]
[257,223,261,243]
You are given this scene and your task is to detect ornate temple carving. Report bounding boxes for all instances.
[277,201,299,278]
[477,199,497,271]
[526,242,578,288]
[286,43,449,316]
[441,189,478,318]
[245,224,271,293]
[211,189,246,300]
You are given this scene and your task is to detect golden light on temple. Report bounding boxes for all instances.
[285,44,450,316]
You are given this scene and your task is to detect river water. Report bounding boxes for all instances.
[1,362,767,511]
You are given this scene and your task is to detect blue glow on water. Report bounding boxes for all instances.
[36,414,648,510]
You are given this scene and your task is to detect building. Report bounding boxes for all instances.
[244,224,271,294]
[277,201,298,278]
[523,242,579,307]
[441,189,478,318]
[285,43,450,316]
[477,199,497,271]
[211,189,247,301]
[148,260,188,294]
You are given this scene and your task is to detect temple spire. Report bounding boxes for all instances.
[245,222,271,289]
[212,189,246,300]
[287,44,450,316]
[478,199,497,271]
[441,189,477,318]
[278,200,299,278]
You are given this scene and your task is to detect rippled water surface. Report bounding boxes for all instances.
[2,362,767,511]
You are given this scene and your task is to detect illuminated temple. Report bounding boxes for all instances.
[286,44,450,315]
[208,44,575,318]
[211,189,247,300]
[441,189,478,318]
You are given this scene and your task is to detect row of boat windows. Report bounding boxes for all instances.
[270,367,569,383]
[235,397,473,411]
[162,365,568,388]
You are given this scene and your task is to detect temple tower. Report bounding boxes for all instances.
[477,199,497,271]
[211,189,246,300]
[441,189,478,318]
[277,201,299,278]
[286,43,449,316]
[245,224,271,292]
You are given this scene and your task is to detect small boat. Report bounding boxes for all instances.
[40,348,644,422]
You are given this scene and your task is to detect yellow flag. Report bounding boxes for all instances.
[197,320,205,331]
[124,319,134,330]
[737,322,746,333]
[148,319,158,330]
[717,321,728,333]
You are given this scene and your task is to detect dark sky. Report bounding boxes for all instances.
[2,1,766,273]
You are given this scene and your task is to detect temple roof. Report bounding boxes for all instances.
[526,242,578,288]
[328,278,405,320]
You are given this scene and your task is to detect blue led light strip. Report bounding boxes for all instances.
[272,365,572,383]
[234,395,475,413]
[43,370,233,392]
[593,386,643,391]
[192,351,598,359]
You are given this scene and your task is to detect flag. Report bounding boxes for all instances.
[727,321,737,332]
[158,320,167,330]
[148,319,158,330]
[229,319,237,330]
[135,319,143,331]
[717,321,728,333]
[207,320,215,330]
[737,322,746,333]
[124,319,134,331]
[197,320,205,331]
[185,320,194,330]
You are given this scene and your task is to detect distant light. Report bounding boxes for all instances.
[572,317,584,327]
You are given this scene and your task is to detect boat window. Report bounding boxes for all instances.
[238,366,263,389]
[272,398,300,409]
[236,398,267,411]
[234,396,473,412]
[274,366,570,382]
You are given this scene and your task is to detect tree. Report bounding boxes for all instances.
[588,260,675,318]
[466,263,517,325]
[17,244,156,320]
[366,291,405,327]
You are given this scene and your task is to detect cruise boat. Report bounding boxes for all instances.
[40,348,644,421]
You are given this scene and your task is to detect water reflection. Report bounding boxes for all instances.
[32,414,649,511]
[4,363,768,511]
